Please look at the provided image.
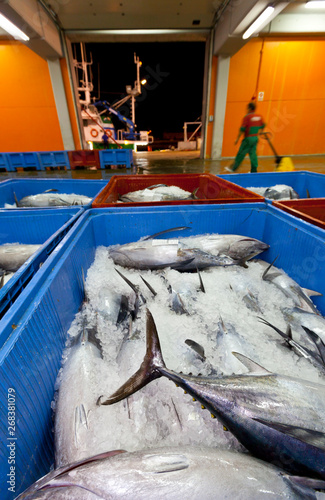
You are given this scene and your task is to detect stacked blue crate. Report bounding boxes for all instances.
[99,148,133,169]
[38,151,70,170]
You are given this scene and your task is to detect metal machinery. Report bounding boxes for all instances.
[74,44,153,150]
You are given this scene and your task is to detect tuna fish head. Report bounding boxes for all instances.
[229,238,270,263]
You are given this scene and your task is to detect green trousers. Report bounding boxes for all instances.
[232,136,259,173]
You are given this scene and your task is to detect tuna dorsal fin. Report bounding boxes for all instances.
[143,226,190,241]
[13,191,20,207]
[116,295,129,324]
[43,188,59,193]
[191,187,200,199]
[140,275,157,297]
[302,287,323,297]
[262,255,279,281]
[253,419,325,451]
[196,267,205,293]
[231,352,272,375]
[185,339,206,361]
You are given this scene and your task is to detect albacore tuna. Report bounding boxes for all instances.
[15,446,323,499]
[0,243,41,272]
[14,190,92,207]
[119,184,198,203]
[109,230,269,270]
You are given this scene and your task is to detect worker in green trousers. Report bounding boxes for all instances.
[226,102,265,173]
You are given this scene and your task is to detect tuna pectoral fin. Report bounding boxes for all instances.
[98,309,165,406]
[143,226,190,241]
[253,418,325,451]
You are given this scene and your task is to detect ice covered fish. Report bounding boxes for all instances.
[99,310,325,479]
[247,185,299,200]
[16,446,322,500]
[260,259,322,314]
[109,238,235,271]
[258,317,325,375]
[180,234,269,266]
[119,184,197,203]
[264,185,299,200]
[0,243,41,272]
[283,307,325,346]
[14,190,92,207]
[54,321,104,468]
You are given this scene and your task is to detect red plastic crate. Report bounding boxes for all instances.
[92,174,265,208]
[68,150,100,169]
[273,199,325,230]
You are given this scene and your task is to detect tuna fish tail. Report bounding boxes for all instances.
[98,309,165,406]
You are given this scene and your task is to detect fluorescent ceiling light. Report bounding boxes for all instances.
[242,6,275,40]
[0,13,29,41]
[305,1,325,8]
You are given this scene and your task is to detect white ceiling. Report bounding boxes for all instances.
[0,1,324,56]
[42,0,224,30]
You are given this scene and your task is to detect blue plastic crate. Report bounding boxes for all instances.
[6,152,42,171]
[218,171,325,200]
[99,148,134,169]
[1,203,325,498]
[0,153,10,171]
[38,151,70,170]
[0,207,83,325]
[0,178,108,209]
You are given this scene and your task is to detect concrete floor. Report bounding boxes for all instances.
[0,151,324,180]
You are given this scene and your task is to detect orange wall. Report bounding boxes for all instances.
[0,41,64,152]
[222,38,325,157]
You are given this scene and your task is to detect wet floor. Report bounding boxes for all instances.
[0,151,325,181]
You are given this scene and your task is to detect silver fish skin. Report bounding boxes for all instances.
[15,446,313,500]
[264,185,299,200]
[100,310,325,479]
[181,234,269,264]
[283,307,325,345]
[260,260,320,314]
[119,185,193,203]
[17,193,92,207]
[109,239,234,271]
[0,270,14,289]
[54,325,102,468]
[0,244,41,272]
